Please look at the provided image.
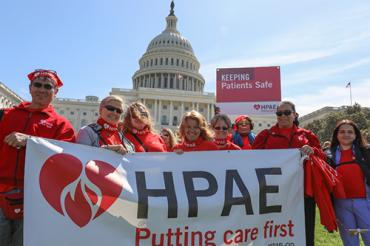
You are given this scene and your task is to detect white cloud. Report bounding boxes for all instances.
[287,78,370,116]
[285,57,370,86]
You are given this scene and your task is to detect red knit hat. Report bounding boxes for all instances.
[28,69,63,87]
[235,115,250,125]
[234,115,253,130]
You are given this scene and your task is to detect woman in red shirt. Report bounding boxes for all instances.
[172,110,218,152]
[210,114,241,151]
[232,115,256,150]
[326,120,370,246]
[123,102,167,152]
[252,101,324,246]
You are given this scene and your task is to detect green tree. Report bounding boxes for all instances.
[305,103,370,144]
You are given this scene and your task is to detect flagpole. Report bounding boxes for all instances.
[346,82,353,106]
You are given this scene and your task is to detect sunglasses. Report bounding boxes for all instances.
[105,105,123,114]
[276,110,293,116]
[214,126,228,131]
[32,82,55,90]
[237,122,250,126]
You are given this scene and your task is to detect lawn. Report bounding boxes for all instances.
[315,208,365,246]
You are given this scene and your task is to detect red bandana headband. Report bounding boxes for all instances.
[28,69,63,88]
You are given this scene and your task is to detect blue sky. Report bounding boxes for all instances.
[1,0,369,115]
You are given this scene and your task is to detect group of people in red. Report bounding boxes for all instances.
[0,69,369,246]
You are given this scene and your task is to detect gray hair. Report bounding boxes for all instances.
[210,114,232,129]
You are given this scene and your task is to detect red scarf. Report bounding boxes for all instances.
[131,127,149,135]
[97,118,118,132]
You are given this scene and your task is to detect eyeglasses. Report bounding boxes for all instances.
[276,110,293,116]
[31,82,55,90]
[105,105,123,114]
[214,126,228,131]
[161,133,170,137]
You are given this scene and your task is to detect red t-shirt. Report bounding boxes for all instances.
[215,138,242,150]
[172,138,218,152]
[125,130,167,152]
[337,149,366,198]
[241,135,252,150]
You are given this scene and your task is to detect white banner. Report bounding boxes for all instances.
[24,138,305,246]
[216,101,280,116]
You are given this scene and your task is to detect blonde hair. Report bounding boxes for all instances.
[123,102,155,132]
[179,110,214,141]
[161,128,178,149]
[99,95,124,111]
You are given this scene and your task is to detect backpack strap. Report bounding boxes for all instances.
[88,123,108,146]
[119,132,136,153]
[129,132,148,152]
[0,109,4,121]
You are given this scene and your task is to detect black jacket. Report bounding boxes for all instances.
[326,145,370,187]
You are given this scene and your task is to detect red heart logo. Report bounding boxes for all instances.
[254,104,261,110]
[39,153,124,227]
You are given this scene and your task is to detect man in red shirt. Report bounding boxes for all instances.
[0,69,75,246]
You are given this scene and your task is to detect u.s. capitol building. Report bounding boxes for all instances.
[53,2,215,131]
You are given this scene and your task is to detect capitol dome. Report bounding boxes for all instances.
[132,1,205,93]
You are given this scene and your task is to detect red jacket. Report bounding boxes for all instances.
[172,138,218,152]
[0,102,75,192]
[125,131,167,152]
[252,124,325,159]
[305,155,345,232]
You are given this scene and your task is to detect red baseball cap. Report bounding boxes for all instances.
[27,69,63,88]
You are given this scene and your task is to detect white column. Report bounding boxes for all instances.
[142,98,146,105]
[192,102,195,110]
[181,102,184,116]
[196,103,199,112]
[207,104,210,121]
[158,100,162,123]
[154,100,158,124]
[169,101,173,126]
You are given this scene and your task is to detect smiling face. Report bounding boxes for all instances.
[29,77,58,109]
[236,118,251,135]
[184,118,201,142]
[337,124,356,148]
[213,119,229,139]
[276,103,297,129]
[130,116,147,130]
[99,100,123,125]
